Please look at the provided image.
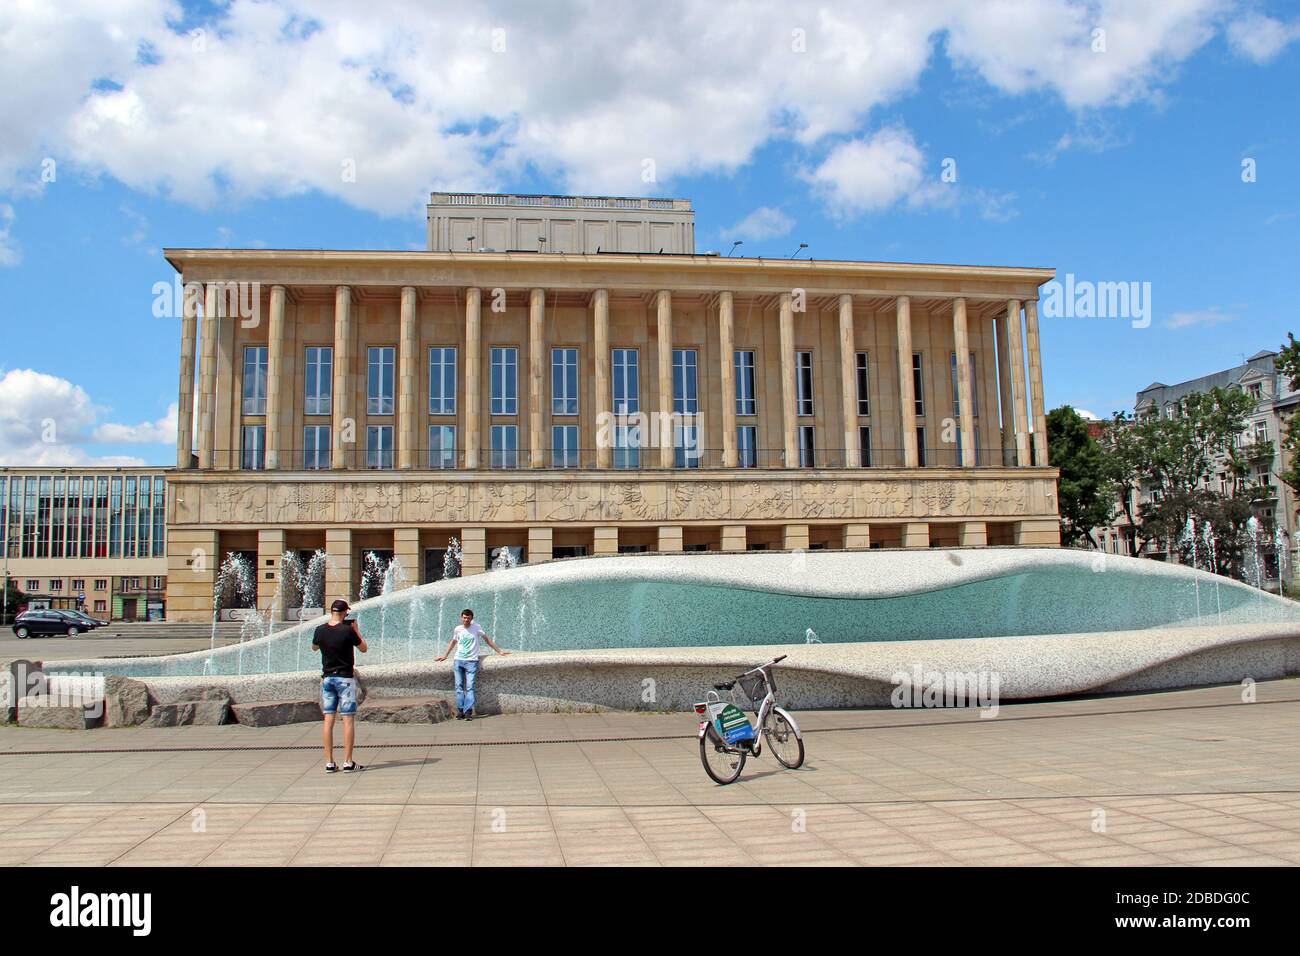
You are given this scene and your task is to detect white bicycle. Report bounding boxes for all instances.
[694,655,805,785]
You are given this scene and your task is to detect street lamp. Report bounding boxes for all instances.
[727,240,743,257]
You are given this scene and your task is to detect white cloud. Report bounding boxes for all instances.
[1166,306,1241,329]
[1074,407,1100,420]
[0,368,169,465]
[802,126,939,216]
[93,403,177,444]
[0,0,1259,216]
[1225,11,1300,63]
[720,206,794,241]
[0,203,18,265]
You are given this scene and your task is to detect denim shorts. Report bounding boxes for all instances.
[321,676,358,715]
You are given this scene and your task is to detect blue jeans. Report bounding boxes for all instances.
[454,658,478,714]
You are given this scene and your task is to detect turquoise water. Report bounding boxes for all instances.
[59,559,1300,678]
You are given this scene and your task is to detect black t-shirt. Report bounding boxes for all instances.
[313,621,361,677]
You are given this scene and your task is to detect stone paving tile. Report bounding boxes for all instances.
[3,681,1300,864]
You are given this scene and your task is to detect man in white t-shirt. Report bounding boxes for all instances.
[436,608,509,720]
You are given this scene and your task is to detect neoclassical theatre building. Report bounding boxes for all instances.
[163,193,1059,621]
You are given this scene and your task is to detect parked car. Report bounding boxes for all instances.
[11,609,99,639]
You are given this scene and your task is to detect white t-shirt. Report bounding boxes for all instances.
[453,622,487,661]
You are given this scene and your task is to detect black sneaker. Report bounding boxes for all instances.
[343,761,364,773]
[455,710,465,720]
[464,712,473,722]
[325,762,338,774]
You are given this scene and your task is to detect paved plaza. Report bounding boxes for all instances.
[1,679,1298,866]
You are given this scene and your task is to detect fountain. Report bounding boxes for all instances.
[48,549,1300,712]
[443,537,462,580]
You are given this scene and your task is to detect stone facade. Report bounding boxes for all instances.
[163,244,1060,620]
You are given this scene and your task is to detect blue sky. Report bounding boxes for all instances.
[1,0,1298,464]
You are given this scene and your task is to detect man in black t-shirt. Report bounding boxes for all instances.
[312,599,368,773]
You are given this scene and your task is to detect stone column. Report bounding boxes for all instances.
[593,289,611,468]
[460,527,486,575]
[265,284,286,470]
[719,292,737,467]
[325,528,352,604]
[902,522,930,548]
[996,307,1015,465]
[197,283,220,469]
[657,525,683,552]
[656,290,674,468]
[214,301,236,468]
[529,288,546,468]
[393,528,420,586]
[256,528,285,618]
[165,528,217,622]
[779,292,798,467]
[959,521,988,546]
[1024,298,1048,466]
[593,526,619,556]
[1006,299,1031,465]
[896,296,918,468]
[464,288,482,468]
[176,279,199,468]
[721,525,746,551]
[398,286,418,470]
[331,286,353,470]
[952,297,975,467]
[1015,519,1060,546]
[527,527,553,564]
[838,294,858,467]
[783,524,810,551]
[845,524,871,549]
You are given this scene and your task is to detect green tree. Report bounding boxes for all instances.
[1,579,27,624]
[1098,385,1262,565]
[1047,406,1112,546]
[1275,333,1300,493]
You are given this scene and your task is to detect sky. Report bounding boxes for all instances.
[0,0,1298,465]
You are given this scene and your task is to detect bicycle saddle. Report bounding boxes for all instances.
[713,681,735,691]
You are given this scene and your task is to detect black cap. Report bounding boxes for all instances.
[330,599,350,613]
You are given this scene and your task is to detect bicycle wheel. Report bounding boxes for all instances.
[699,723,746,785]
[763,706,804,770]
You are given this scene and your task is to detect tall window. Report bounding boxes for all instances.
[912,353,924,417]
[305,346,332,415]
[673,349,698,414]
[951,352,978,418]
[304,425,331,470]
[366,425,394,469]
[368,347,395,415]
[552,348,578,416]
[491,347,518,415]
[429,425,456,469]
[242,346,268,415]
[241,425,266,470]
[916,426,927,467]
[80,476,93,558]
[798,425,815,467]
[855,352,870,416]
[973,426,981,467]
[429,347,457,415]
[737,425,757,468]
[735,350,756,415]
[674,422,700,468]
[614,424,640,469]
[491,424,518,468]
[552,424,579,468]
[612,349,639,414]
[152,474,165,557]
[796,351,814,416]
[859,426,872,467]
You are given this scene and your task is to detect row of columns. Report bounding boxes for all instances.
[176,284,1047,470]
